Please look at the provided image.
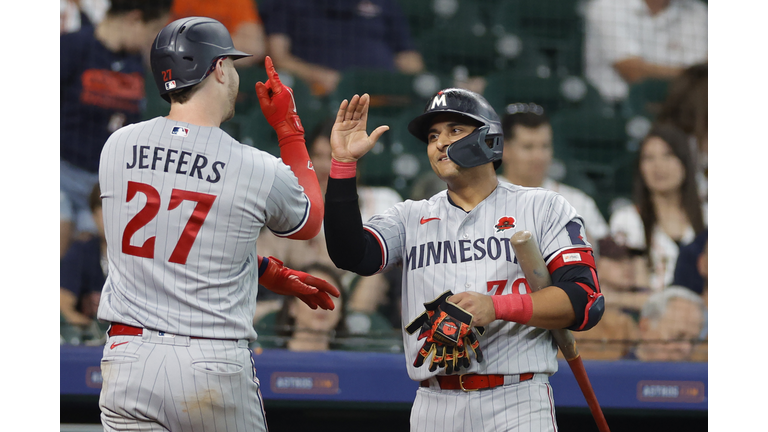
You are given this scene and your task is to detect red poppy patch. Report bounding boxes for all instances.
[495,217,516,232]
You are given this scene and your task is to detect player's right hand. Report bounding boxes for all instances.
[259,256,341,310]
[330,94,389,163]
[255,56,304,141]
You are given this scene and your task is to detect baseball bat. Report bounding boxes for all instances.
[510,230,611,432]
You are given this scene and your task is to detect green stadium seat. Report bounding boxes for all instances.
[625,79,671,119]
[397,0,486,40]
[417,27,502,77]
[551,108,636,216]
[483,71,566,115]
[491,0,581,43]
[329,69,430,119]
[142,70,169,121]
[490,0,584,75]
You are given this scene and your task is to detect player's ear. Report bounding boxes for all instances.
[213,58,228,83]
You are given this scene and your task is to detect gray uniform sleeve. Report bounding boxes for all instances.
[264,159,310,237]
[538,192,592,259]
[362,201,409,273]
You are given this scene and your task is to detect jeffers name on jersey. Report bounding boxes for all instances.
[125,144,226,183]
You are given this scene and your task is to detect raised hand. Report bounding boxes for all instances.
[255,56,303,141]
[330,94,389,163]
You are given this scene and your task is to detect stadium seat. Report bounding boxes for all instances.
[483,71,566,116]
[329,69,427,119]
[142,70,168,121]
[490,0,584,76]
[397,0,486,40]
[625,79,671,119]
[417,27,502,77]
[551,108,635,216]
[491,0,581,43]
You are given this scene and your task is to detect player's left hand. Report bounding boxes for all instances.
[448,291,497,327]
[255,56,304,141]
[259,256,341,310]
[330,94,389,163]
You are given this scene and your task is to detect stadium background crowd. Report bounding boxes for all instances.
[60,0,709,364]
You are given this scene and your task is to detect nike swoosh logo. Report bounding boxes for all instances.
[420,217,441,225]
[110,341,130,350]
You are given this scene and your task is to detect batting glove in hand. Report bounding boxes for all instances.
[259,256,340,310]
[255,56,304,143]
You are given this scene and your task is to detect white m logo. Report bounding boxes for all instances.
[430,94,447,109]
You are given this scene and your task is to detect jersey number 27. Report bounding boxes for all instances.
[122,181,216,265]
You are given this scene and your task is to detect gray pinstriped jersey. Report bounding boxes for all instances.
[364,181,591,381]
[97,117,309,342]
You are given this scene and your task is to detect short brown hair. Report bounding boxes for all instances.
[168,85,202,105]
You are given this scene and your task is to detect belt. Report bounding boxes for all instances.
[420,373,535,392]
[108,323,238,342]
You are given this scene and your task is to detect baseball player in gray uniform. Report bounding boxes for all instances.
[323,90,605,431]
[96,17,339,431]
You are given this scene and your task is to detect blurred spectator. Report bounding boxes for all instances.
[60,184,105,328]
[259,0,424,96]
[584,0,708,103]
[596,237,650,319]
[498,104,609,244]
[273,263,348,351]
[609,124,706,292]
[60,0,172,258]
[626,286,705,361]
[170,0,266,66]
[672,228,707,295]
[657,63,708,202]
[257,118,404,326]
[61,0,109,34]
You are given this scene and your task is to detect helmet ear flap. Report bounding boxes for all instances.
[446,126,503,168]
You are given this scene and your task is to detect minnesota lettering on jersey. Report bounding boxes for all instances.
[125,145,225,183]
[405,236,515,270]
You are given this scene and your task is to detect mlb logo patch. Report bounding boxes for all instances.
[165,80,177,90]
[563,253,582,263]
[171,126,189,137]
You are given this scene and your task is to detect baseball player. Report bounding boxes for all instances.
[96,17,339,431]
[323,90,604,431]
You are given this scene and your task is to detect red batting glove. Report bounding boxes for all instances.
[255,56,304,144]
[259,256,341,310]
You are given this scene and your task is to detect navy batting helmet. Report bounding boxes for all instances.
[407,88,503,169]
[150,17,252,102]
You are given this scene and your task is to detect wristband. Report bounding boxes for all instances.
[330,158,357,179]
[491,294,533,324]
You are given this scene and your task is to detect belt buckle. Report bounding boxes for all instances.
[459,374,478,392]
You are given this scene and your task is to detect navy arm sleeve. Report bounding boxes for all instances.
[324,177,384,276]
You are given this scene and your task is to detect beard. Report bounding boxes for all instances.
[222,78,238,123]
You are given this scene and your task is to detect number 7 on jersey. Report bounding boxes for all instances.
[122,181,216,265]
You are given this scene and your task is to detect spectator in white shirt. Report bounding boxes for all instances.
[584,0,707,103]
[609,123,706,292]
[498,103,609,245]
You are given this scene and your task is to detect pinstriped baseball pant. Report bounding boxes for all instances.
[99,330,268,432]
[410,374,558,432]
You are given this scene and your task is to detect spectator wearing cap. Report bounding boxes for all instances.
[498,103,609,245]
